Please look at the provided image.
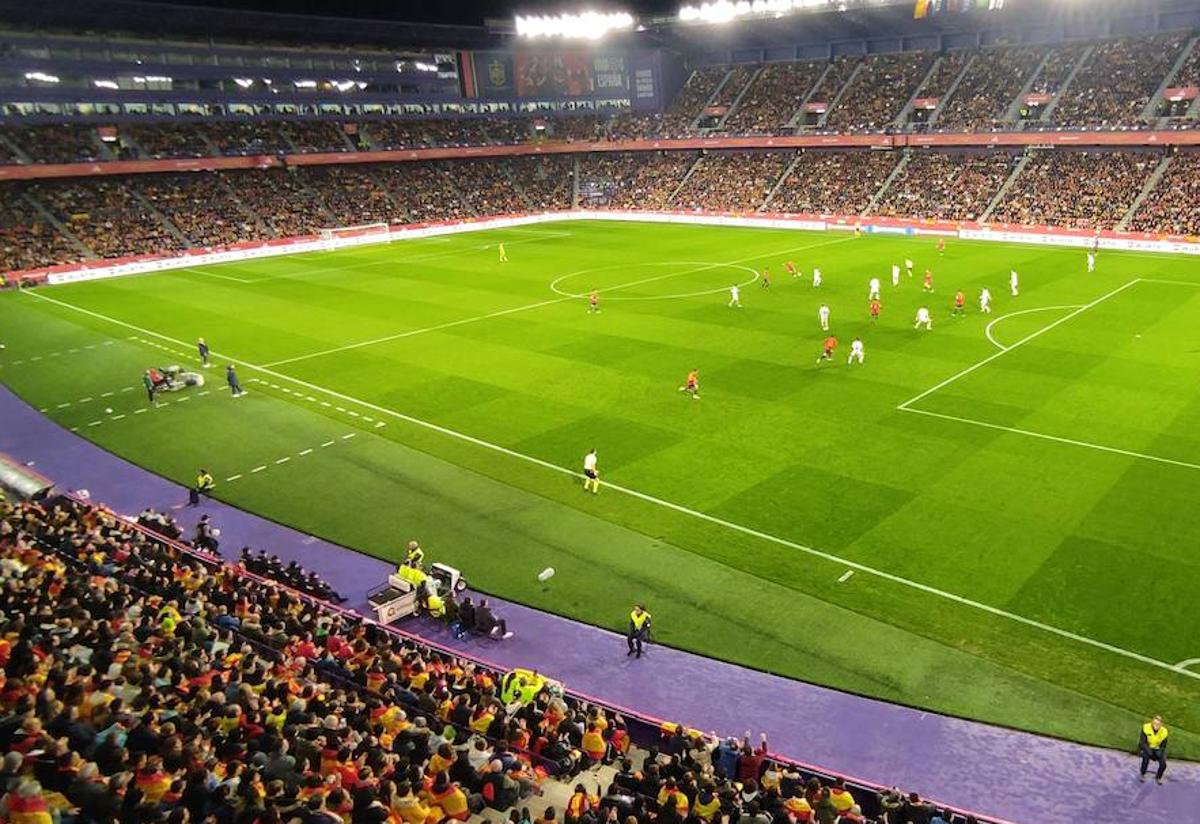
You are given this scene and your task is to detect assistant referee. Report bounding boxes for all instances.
[626,604,651,659]
[1138,715,1169,784]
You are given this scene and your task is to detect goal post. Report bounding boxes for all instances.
[318,222,391,249]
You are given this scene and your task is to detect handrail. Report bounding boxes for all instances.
[53,492,1014,824]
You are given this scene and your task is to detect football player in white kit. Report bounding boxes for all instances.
[868,277,881,301]
[1009,269,1019,296]
[812,267,822,288]
[729,284,741,307]
[818,303,831,331]
[914,306,932,330]
[847,338,865,365]
[979,287,992,314]
[891,264,901,287]
[1087,250,1096,273]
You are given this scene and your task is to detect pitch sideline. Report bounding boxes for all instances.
[21,286,1200,682]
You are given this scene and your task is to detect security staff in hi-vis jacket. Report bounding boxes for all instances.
[627,604,652,658]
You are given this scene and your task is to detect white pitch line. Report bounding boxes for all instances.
[983,305,1082,351]
[226,474,243,482]
[1175,657,1200,671]
[24,264,1200,683]
[178,266,257,284]
[899,406,1200,472]
[837,570,855,583]
[898,279,1141,411]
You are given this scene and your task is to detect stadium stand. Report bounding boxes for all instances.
[708,65,757,112]
[605,151,699,210]
[1049,33,1189,129]
[374,162,472,224]
[3,125,104,164]
[0,489,960,824]
[768,151,901,215]
[825,53,934,132]
[510,156,575,211]
[285,121,353,154]
[805,57,859,116]
[123,125,213,160]
[934,46,1045,131]
[208,122,295,156]
[0,192,83,272]
[364,120,436,150]
[134,173,273,248]
[223,169,334,238]
[1027,44,1088,100]
[659,67,728,136]
[294,165,401,227]
[874,151,1018,222]
[670,151,792,212]
[27,179,187,259]
[721,61,825,135]
[1129,152,1200,235]
[989,150,1152,229]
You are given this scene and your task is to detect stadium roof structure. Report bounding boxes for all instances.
[5,0,1199,52]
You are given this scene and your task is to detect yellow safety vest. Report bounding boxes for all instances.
[1143,722,1168,749]
[630,610,651,630]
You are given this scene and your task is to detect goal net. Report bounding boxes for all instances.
[318,222,391,248]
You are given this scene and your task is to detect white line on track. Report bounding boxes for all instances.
[897,279,1141,411]
[262,235,854,368]
[25,271,1200,682]
[983,305,1082,350]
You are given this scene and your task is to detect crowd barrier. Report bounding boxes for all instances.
[9,207,1197,287]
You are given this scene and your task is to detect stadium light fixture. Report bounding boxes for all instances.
[515,11,635,39]
[679,0,830,24]
[24,71,60,83]
[293,79,318,88]
[92,79,119,89]
[233,77,254,88]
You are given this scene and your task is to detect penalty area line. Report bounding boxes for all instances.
[20,285,1200,683]
[898,407,1200,472]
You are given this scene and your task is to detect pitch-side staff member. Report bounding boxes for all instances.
[627,604,651,659]
[1138,715,1169,784]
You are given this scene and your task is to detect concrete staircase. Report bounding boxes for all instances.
[759,151,803,212]
[816,61,864,130]
[980,152,1033,223]
[687,68,735,132]
[1037,45,1094,124]
[1118,155,1172,230]
[0,132,31,164]
[498,160,535,211]
[571,155,581,208]
[711,66,762,131]
[665,154,706,207]
[786,62,835,131]
[894,55,946,130]
[20,191,96,259]
[1004,50,1055,123]
[1141,35,1198,123]
[864,150,911,215]
[925,53,977,129]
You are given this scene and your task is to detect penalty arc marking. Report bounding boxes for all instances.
[21,285,1200,684]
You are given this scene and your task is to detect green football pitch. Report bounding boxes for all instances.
[2,220,1199,756]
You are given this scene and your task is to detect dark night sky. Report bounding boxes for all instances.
[142,0,681,27]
